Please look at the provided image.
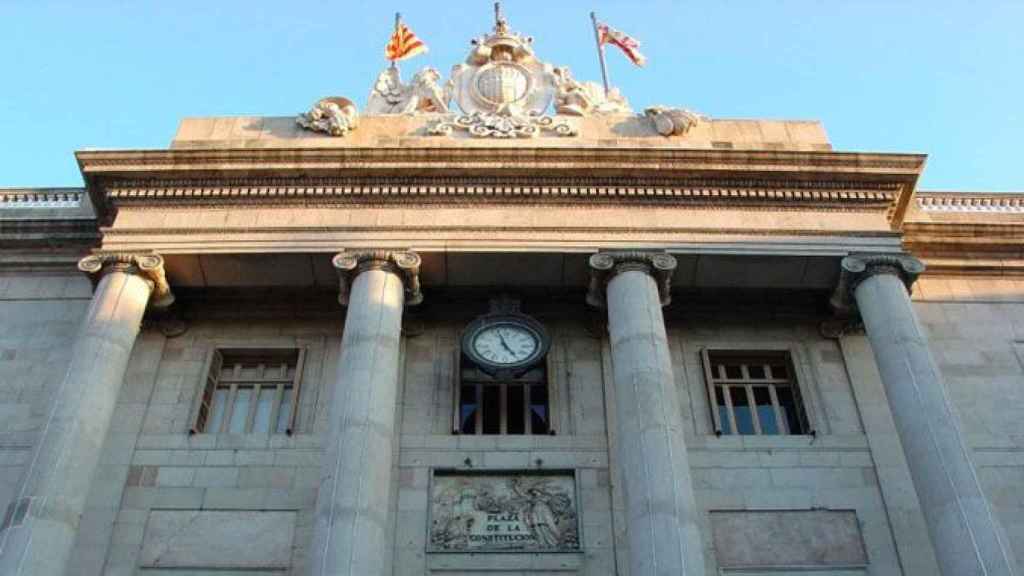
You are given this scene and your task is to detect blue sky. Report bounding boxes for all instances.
[1,1,1021,191]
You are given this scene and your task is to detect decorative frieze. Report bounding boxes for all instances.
[332,250,422,306]
[78,252,175,308]
[587,250,677,307]
[102,177,898,210]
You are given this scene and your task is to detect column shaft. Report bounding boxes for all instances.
[0,270,152,576]
[855,272,1019,576]
[311,268,405,576]
[605,269,704,576]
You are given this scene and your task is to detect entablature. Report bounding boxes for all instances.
[76,147,926,229]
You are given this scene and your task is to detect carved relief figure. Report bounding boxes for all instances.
[552,66,632,116]
[296,97,358,137]
[430,474,578,552]
[366,67,450,115]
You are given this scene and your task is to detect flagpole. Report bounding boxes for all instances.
[590,12,610,97]
[390,12,401,70]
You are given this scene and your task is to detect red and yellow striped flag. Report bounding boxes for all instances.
[385,22,428,62]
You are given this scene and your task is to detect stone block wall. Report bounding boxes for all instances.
[914,275,1024,567]
[0,273,92,539]
[68,315,340,575]
[15,284,1022,574]
[669,320,902,576]
[394,321,615,575]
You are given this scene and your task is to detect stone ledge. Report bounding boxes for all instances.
[427,552,583,572]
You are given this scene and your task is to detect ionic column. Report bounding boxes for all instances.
[588,252,705,576]
[310,250,421,576]
[834,255,1019,576]
[0,253,173,576]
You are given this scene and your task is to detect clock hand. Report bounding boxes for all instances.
[497,330,516,356]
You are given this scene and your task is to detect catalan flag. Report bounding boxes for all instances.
[597,22,647,67]
[385,20,428,63]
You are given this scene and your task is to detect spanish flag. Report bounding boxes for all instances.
[386,21,428,62]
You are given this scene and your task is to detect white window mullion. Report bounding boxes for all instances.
[722,384,737,435]
[221,383,239,434]
[768,384,787,435]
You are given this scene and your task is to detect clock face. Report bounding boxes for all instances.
[461,314,550,374]
[472,324,539,366]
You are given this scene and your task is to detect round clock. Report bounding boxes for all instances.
[461,314,550,375]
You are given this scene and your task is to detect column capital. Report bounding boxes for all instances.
[586,250,677,308]
[77,252,174,309]
[332,250,423,307]
[829,254,925,315]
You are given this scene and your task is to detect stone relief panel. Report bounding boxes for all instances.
[710,510,867,570]
[139,510,297,569]
[429,472,579,552]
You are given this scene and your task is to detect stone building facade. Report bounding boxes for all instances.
[2,14,1024,576]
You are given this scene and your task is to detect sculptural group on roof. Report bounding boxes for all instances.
[299,7,701,139]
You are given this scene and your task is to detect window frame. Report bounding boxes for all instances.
[452,347,556,436]
[189,346,306,435]
[701,348,811,436]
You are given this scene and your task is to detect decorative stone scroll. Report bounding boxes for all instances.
[644,106,702,137]
[78,252,174,308]
[829,254,925,315]
[428,111,576,139]
[586,251,678,308]
[332,250,423,306]
[429,472,579,552]
[297,97,359,137]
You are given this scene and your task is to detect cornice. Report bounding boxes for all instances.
[76,147,927,177]
[76,146,925,230]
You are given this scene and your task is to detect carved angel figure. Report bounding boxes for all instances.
[552,67,632,117]
[296,97,358,137]
[366,67,450,115]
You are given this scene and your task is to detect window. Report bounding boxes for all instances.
[454,361,551,435]
[190,348,305,435]
[702,350,810,436]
